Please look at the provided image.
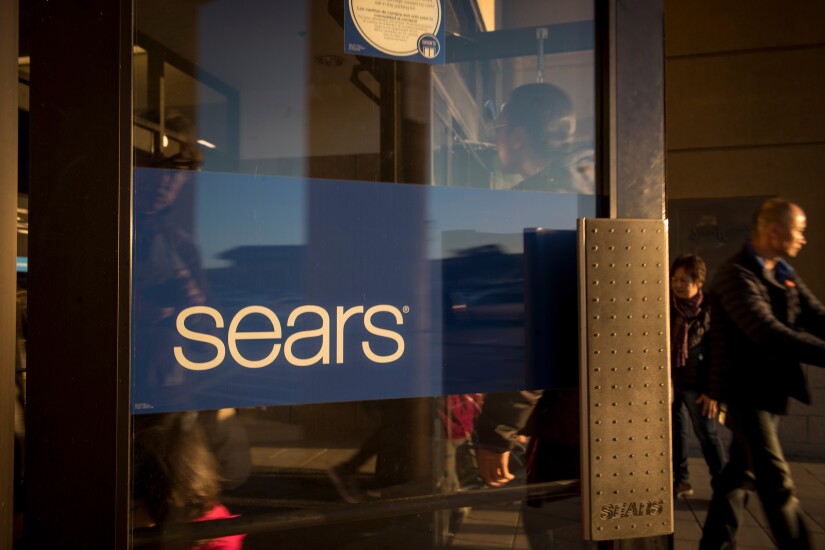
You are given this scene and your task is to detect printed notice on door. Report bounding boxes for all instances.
[345,0,444,64]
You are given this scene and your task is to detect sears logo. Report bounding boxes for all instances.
[599,500,663,520]
[174,304,407,370]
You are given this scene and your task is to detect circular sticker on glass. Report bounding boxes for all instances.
[349,0,442,57]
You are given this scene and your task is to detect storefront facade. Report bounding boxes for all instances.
[4,0,667,547]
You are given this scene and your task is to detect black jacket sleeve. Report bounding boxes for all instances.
[716,263,825,366]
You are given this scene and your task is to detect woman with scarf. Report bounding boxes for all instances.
[670,254,726,498]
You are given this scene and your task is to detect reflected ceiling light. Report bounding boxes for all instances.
[316,54,344,67]
[162,135,169,148]
[197,139,216,149]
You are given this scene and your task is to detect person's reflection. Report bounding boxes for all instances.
[439,393,483,540]
[133,412,246,549]
[496,83,594,194]
[327,400,415,504]
[133,111,252,490]
[133,112,207,397]
[477,394,592,549]
[470,83,596,548]
[476,83,587,490]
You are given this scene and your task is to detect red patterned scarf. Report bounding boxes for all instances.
[671,291,703,368]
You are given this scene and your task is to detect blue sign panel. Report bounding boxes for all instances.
[131,168,592,413]
[345,0,445,64]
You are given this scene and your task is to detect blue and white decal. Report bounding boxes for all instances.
[131,168,591,413]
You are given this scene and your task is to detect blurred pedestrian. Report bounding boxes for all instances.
[701,199,825,549]
[133,412,246,549]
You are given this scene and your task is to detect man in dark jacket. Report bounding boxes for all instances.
[700,198,825,549]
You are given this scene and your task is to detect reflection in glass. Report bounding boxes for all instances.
[132,1,596,548]
[132,412,248,548]
[497,83,594,193]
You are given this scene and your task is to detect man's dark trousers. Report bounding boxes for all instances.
[700,406,810,549]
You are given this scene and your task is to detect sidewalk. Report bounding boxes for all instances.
[449,457,825,549]
[234,419,825,549]
[673,457,825,549]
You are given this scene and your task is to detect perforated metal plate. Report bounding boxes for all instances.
[579,219,673,541]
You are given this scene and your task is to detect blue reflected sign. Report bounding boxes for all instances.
[131,168,591,413]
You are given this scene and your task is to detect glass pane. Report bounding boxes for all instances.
[132,1,596,548]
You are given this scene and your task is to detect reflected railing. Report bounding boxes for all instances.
[132,479,580,547]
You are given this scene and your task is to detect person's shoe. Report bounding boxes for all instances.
[675,480,694,498]
[328,465,362,503]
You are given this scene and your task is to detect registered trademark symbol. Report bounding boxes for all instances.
[403,306,410,314]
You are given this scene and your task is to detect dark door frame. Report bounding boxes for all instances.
[26,0,132,547]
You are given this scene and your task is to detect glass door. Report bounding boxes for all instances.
[130,2,597,547]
